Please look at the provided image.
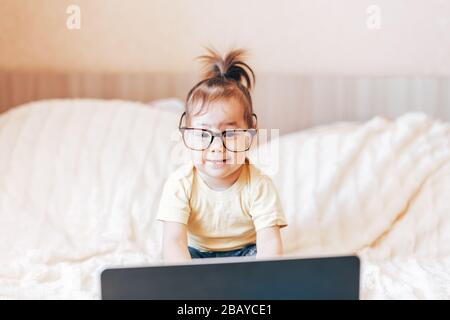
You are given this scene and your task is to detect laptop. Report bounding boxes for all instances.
[100,255,360,300]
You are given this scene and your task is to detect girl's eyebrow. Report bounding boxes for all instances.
[198,121,238,127]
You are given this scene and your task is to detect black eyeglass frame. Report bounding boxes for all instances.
[178,112,258,152]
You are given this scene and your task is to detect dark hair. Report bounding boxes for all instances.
[185,48,256,128]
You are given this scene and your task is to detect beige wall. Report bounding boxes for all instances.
[0,0,449,75]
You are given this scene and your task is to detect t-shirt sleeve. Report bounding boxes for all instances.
[250,175,288,232]
[156,175,191,225]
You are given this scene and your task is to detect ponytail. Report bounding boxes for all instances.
[185,48,256,129]
[198,48,255,91]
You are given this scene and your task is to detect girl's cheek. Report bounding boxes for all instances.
[190,150,204,165]
[228,151,246,165]
[236,151,246,165]
[228,151,237,165]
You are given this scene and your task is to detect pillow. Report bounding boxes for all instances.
[0,98,184,265]
[148,98,184,114]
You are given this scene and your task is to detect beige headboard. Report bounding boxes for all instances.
[1,70,449,135]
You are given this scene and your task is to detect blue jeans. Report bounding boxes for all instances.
[188,243,257,259]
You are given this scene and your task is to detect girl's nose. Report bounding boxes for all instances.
[209,135,224,152]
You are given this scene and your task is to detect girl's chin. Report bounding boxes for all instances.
[198,163,234,176]
[202,165,229,175]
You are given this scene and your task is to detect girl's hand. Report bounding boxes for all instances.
[256,226,283,258]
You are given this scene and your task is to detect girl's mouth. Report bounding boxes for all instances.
[206,159,229,163]
[205,158,230,168]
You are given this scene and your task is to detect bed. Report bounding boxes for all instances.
[0,98,449,299]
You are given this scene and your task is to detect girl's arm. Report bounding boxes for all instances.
[162,221,192,262]
[256,226,283,258]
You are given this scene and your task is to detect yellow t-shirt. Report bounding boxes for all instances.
[156,161,288,252]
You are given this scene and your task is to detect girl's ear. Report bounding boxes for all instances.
[251,113,258,129]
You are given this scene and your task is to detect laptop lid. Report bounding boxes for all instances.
[101,255,360,300]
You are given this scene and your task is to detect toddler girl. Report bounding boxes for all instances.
[157,48,287,261]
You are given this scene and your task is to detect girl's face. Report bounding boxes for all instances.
[188,99,249,181]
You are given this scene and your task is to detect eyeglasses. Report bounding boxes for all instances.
[178,112,258,152]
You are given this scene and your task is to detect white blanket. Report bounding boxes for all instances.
[257,114,450,299]
[0,99,449,299]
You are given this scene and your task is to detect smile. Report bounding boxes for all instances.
[206,159,229,163]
